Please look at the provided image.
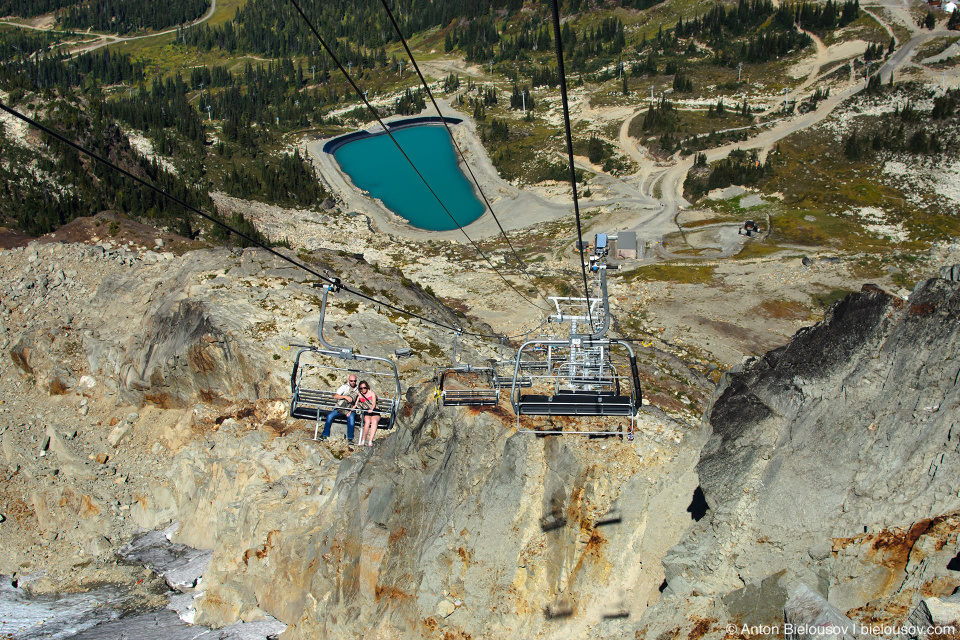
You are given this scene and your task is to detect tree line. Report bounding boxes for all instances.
[842,87,959,160]
[100,60,333,207]
[684,148,770,200]
[219,150,327,208]
[0,0,208,34]
[0,47,145,93]
[0,49,315,242]
[0,95,217,240]
[59,0,209,34]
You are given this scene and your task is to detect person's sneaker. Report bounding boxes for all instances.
[318,435,329,441]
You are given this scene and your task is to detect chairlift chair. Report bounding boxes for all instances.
[509,260,643,435]
[436,332,500,406]
[510,337,640,422]
[289,282,403,439]
[492,357,531,390]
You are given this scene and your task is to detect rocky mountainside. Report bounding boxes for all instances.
[0,235,481,593]
[169,277,960,639]
[1,235,959,639]
[642,278,960,638]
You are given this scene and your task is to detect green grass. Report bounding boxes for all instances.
[823,11,890,47]
[764,106,960,252]
[65,0,247,74]
[696,193,771,214]
[912,36,960,64]
[616,263,716,284]
[768,207,862,248]
[734,240,787,259]
[811,286,854,309]
[208,0,248,27]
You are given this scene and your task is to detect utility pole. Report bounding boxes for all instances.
[650,86,654,103]
[522,91,526,115]
[490,60,493,75]
[311,65,316,82]
[738,62,743,82]
[206,105,212,121]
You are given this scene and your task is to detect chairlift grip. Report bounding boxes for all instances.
[317,284,353,355]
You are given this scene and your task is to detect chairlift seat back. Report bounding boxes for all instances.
[442,388,500,406]
[516,392,633,416]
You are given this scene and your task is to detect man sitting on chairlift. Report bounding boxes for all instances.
[319,375,359,442]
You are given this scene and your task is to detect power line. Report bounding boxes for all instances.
[549,0,595,331]
[285,0,551,314]
[376,0,551,305]
[0,99,534,341]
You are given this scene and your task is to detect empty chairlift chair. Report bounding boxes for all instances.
[436,332,500,407]
[509,256,643,434]
[289,282,403,439]
[510,337,641,430]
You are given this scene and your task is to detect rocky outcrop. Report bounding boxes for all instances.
[940,264,960,282]
[639,277,960,639]
[6,237,960,640]
[3,241,470,411]
[784,584,858,640]
[162,384,707,639]
[140,275,960,640]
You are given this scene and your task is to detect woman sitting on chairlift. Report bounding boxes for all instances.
[355,380,380,447]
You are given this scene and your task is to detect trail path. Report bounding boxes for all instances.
[608,6,952,257]
[0,0,217,57]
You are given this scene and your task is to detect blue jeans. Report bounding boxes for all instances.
[321,410,355,440]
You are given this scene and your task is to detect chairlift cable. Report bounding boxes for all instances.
[549,0,595,330]
[285,0,551,314]
[0,100,540,341]
[376,0,552,305]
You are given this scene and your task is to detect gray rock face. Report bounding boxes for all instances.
[784,584,858,640]
[704,279,960,538]
[145,276,960,640]
[161,384,707,639]
[5,242,471,410]
[640,278,960,639]
[939,264,960,282]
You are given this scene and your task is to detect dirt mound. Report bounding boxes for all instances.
[47,211,201,253]
[0,211,203,253]
[0,226,33,249]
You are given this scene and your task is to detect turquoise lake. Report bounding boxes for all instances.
[331,125,485,231]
